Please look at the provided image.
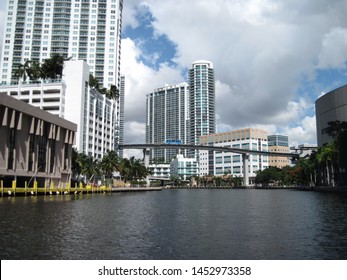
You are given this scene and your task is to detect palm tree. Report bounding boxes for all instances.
[170,176,182,187]
[99,85,120,101]
[77,153,100,185]
[213,176,223,187]
[30,61,43,82]
[128,157,149,181]
[99,150,120,185]
[14,60,32,82]
[41,54,70,80]
[117,157,129,182]
[71,148,82,181]
[107,85,120,100]
[89,73,100,89]
[320,142,337,186]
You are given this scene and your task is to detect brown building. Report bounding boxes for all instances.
[0,93,77,188]
[268,134,290,168]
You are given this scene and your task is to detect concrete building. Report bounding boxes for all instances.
[0,79,66,117]
[268,134,290,168]
[0,0,123,88]
[315,84,347,147]
[148,163,171,179]
[170,155,198,181]
[118,75,125,157]
[0,60,119,159]
[199,128,269,184]
[188,60,216,157]
[146,82,189,162]
[290,144,318,159]
[0,0,124,158]
[0,93,76,188]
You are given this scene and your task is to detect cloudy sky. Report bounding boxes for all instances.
[120,0,347,149]
[1,0,347,155]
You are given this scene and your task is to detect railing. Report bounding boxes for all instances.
[0,79,65,87]
[0,180,112,197]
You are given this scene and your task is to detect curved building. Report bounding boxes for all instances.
[315,84,347,147]
[188,60,216,158]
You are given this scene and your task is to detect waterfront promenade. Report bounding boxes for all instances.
[0,184,162,197]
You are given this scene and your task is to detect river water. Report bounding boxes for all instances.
[1,189,347,260]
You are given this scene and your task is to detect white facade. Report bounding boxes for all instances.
[146,82,189,162]
[118,75,125,157]
[0,60,119,159]
[0,80,66,117]
[148,163,171,178]
[63,60,118,158]
[0,0,123,88]
[199,129,269,182]
[170,155,198,180]
[0,0,123,159]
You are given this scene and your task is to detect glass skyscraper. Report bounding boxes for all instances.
[146,83,189,162]
[188,60,216,157]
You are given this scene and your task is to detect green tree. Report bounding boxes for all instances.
[41,53,70,80]
[25,61,43,82]
[77,153,100,184]
[71,148,82,181]
[118,157,149,183]
[255,166,282,187]
[89,73,100,89]
[14,60,32,81]
[99,84,120,101]
[99,150,120,185]
[170,175,182,187]
[108,85,120,100]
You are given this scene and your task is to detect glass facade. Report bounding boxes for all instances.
[188,61,215,158]
[268,135,289,147]
[146,83,189,162]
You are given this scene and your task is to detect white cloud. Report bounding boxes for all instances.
[120,0,347,147]
[282,116,317,147]
[318,27,347,69]
[121,38,184,144]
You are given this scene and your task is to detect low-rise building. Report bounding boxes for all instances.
[0,60,119,159]
[148,163,171,178]
[0,93,77,189]
[199,128,269,184]
[290,144,318,159]
[170,155,198,181]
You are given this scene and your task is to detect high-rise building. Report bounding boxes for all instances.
[268,134,290,168]
[0,0,123,158]
[146,82,189,162]
[0,0,123,88]
[118,75,125,157]
[188,60,215,157]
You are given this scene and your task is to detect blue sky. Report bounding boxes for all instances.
[123,6,177,70]
[120,0,347,148]
[1,0,347,149]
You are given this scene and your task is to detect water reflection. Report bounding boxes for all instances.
[0,190,347,259]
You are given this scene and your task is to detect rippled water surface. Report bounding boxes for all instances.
[1,189,347,259]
